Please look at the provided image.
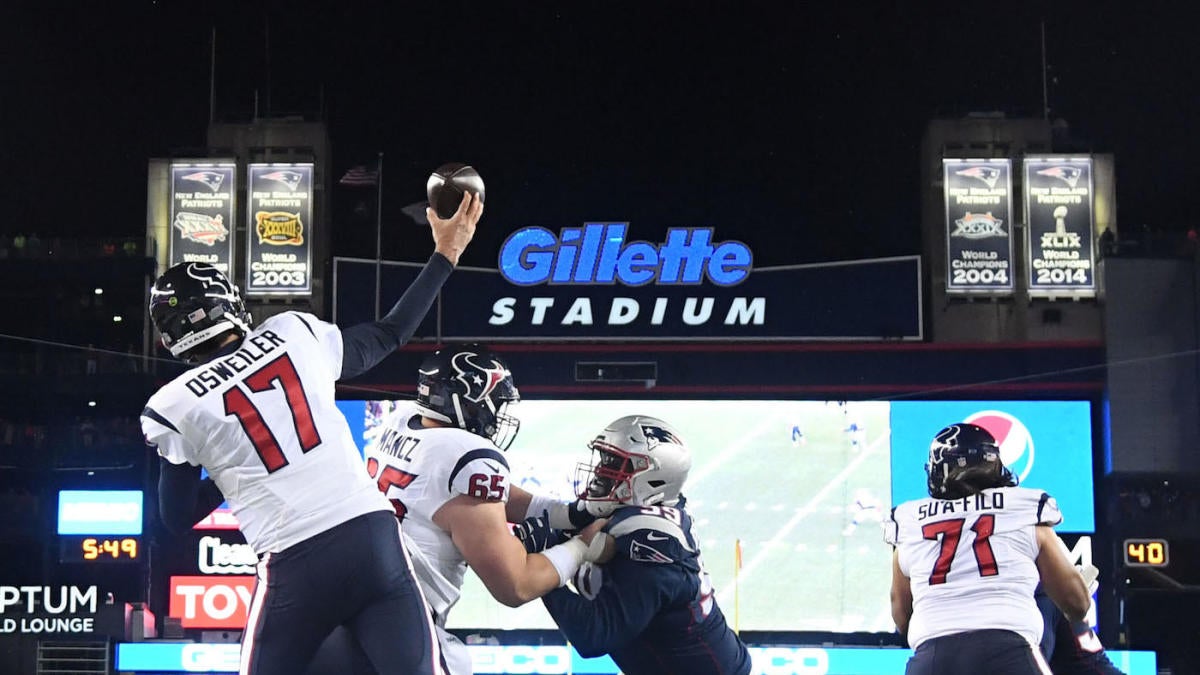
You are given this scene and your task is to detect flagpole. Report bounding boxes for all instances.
[374,151,384,320]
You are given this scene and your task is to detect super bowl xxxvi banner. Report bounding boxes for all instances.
[169,161,236,275]
[942,159,1014,294]
[1024,156,1096,297]
[245,163,313,295]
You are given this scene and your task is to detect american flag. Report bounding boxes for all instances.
[338,164,379,187]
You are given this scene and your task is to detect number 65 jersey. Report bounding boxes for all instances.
[142,312,393,555]
[884,486,1064,649]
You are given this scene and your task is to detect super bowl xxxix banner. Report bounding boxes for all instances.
[942,159,1014,294]
[1024,156,1096,298]
[245,163,313,295]
[169,161,236,275]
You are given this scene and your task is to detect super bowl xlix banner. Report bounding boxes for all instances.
[1024,156,1096,297]
[169,162,236,275]
[246,163,313,295]
[943,159,1014,294]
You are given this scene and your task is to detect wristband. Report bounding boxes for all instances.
[526,493,574,530]
[541,538,587,587]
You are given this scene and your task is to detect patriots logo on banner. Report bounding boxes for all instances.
[181,171,226,193]
[1036,165,1083,188]
[261,170,304,192]
[955,165,1001,189]
[452,352,511,403]
[630,538,673,564]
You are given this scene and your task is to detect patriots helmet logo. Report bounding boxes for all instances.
[452,351,511,403]
[1036,165,1083,188]
[181,171,226,193]
[641,424,684,449]
[955,165,1001,189]
[261,170,304,192]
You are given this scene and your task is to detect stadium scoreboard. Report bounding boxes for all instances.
[1123,538,1169,568]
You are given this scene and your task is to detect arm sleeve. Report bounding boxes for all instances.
[157,459,226,536]
[339,253,454,380]
[541,558,670,657]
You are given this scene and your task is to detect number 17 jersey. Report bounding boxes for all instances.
[884,486,1063,649]
[141,312,392,554]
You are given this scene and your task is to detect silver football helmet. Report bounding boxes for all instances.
[578,415,692,507]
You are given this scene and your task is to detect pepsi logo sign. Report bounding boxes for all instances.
[964,410,1035,483]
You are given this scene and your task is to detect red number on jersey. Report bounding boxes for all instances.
[921,514,999,585]
[366,457,418,522]
[223,354,322,473]
[467,473,506,501]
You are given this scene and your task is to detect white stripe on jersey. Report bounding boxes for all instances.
[239,553,271,675]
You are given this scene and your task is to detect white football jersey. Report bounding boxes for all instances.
[885,486,1063,649]
[142,312,392,554]
[363,400,511,621]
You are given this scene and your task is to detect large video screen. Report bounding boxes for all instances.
[336,398,1095,633]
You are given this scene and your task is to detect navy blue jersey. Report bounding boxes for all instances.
[542,500,751,675]
[1035,588,1124,675]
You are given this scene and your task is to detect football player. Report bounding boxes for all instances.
[142,192,482,675]
[885,422,1092,675]
[517,415,752,675]
[363,343,613,675]
[1036,582,1125,674]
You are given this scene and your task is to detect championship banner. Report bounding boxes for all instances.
[942,159,1013,294]
[1024,156,1096,297]
[169,161,236,275]
[245,163,313,295]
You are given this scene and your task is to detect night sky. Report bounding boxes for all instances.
[3,2,1196,267]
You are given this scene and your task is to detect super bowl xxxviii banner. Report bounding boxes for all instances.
[942,159,1014,294]
[1024,156,1096,297]
[169,161,236,275]
[888,400,1094,532]
[245,163,313,295]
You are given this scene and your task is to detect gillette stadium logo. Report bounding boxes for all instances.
[964,410,1034,483]
[498,224,752,286]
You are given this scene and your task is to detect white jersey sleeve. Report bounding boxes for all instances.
[888,486,1062,649]
[141,397,197,466]
[280,312,345,380]
[447,450,511,504]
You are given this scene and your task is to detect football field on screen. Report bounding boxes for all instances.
[445,400,895,633]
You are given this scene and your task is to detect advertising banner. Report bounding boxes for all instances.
[889,400,1095,531]
[1024,156,1096,297]
[169,161,236,275]
[943,159,1014,294]
[245,163,314,295]
[168,576,254,629]
[57,490,143,535]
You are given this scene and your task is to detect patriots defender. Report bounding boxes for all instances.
[1036,583,1125,674]
[364,344,613,675]
[885,423,1092,675]
[520,415,752,675]
[142,192,483,675]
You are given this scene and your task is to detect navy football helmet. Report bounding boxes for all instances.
[149,263,252,362]
[416,344,521,450]
[926,422,1017,499]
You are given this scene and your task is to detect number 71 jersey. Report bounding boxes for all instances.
[142,311,392,555]
[884,486,1063,649]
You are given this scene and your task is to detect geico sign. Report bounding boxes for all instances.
[181,643,241,672]
[198,535,257,574]
[169,576,254,629]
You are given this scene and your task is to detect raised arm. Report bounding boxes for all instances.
[339,191,482,379]
[1035,525,1091,624]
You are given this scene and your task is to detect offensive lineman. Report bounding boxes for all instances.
[363,343,613,675]
[517,415,752,675]
[885,422,1092,675]
[142,192,483,675]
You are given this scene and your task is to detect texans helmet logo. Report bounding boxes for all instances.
[261,170,304,192]
[1036,165,1083,188]
[185,263,234,296]
[955,165,1001,189]
[452,351,510,403]
[181,171,227,193]
[964,410,1035,483]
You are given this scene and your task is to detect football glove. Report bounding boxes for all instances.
[572,561,604,601]
[562,499,619,529]
[514,513,568,554]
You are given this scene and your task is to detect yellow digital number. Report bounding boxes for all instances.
[1127,542,1145,563]
[1148,542,1165,565]
[82,538,99,560]
[121,538,137,559]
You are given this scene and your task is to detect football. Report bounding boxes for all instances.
[426,163,486,219]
